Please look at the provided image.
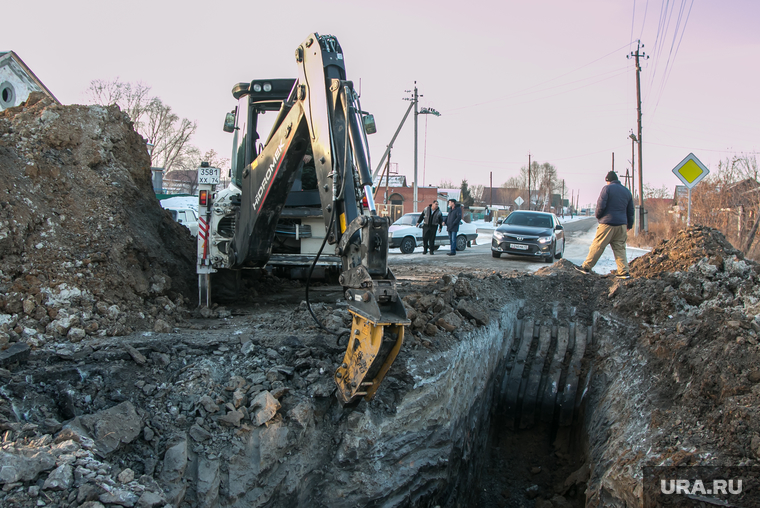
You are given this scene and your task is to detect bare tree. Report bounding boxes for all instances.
[140,98,198,173]
[502,161,559,210]
[470,184,486,205]
[86,79,152,128]
[86,78,197,174]
[643,184,672,199]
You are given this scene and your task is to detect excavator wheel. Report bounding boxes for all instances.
[334,312,405,407]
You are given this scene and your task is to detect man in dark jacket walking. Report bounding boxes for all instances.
[416,201,443,254]
[445,199,462,256]
[576,171,634,278]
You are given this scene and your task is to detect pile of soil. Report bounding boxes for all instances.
[0,94,196,348]
[629,225,743,278]
[583,226,760,505]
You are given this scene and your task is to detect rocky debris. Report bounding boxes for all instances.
[0,341,30,366]
[630,225,744,278]
[0,95,196,351]
[0,209,757,508]
[0,447,56,483]
[574,227,760,506]
[72,401,143,455]
[160,436,188,506]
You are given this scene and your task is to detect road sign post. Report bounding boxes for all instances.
[514,196,524,210]
[672,153,709,226]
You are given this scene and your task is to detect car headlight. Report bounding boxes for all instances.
[493,231,505,240]
[538,236,552,244]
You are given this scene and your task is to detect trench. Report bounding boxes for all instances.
[323,298,606,508]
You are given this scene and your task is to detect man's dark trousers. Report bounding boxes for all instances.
[422,226,436,253]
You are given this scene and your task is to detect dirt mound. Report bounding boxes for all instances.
[584,226,760,504]
[0,94,196,347]
[630,225,743,278]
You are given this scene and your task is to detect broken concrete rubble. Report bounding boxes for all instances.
[2,97,760,507]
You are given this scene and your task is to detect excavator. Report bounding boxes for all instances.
[196,33,409,406]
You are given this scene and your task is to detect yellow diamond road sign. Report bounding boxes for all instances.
[672,153,709,189]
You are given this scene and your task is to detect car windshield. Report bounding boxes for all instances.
[504,213,552,228]
[392,214,418,226]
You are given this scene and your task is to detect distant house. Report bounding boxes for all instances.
[0,51,59,110]
[163,169,199,195]
[724,178,760,206]
[374,174,407,187]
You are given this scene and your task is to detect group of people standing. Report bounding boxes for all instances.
[410,169,634,277]
[416,199,462,256]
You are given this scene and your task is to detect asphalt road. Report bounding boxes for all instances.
[387,217,599,273]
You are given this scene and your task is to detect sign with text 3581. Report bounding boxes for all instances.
[198,166,220,185]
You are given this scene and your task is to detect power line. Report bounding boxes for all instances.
[444,67,630,116]
[639,0,651,41]
[645,141,760,155]
[445,42,636,113]
[427,143,632,168]
[651,0,694,117]
[630,0,637,51]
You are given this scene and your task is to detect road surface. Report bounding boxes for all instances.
[388,217,650,274]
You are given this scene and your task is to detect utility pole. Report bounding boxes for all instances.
[413,83,419,213]
[490,172,493,208]
[611,152,614,172]
[629,40,648,234]
[527,152,531,211]
[407,82,440,213]
[629,132,636,200]
[561,180,565,218]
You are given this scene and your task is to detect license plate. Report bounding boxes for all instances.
[198,166,220,185]
[510,243,529,250]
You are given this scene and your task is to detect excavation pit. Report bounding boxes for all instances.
[5,237,760,508]
[3,96,760,508]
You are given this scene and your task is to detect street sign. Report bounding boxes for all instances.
[514,196,524,207]
[672,153,709,226]
[672,153,709,189]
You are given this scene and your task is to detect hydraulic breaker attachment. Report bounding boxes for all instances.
[334,215,409,406]
[335,313,406,406]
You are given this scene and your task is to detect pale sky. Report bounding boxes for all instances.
[4,0,759,207]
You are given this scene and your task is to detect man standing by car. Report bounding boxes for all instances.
[445,199,462,256]
[576,171,634,278]
[416,202,443,254]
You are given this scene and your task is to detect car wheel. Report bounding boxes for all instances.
[545,242,555,263]
[492,250,500,258]
[554,239,564,259]
[456,235,467,251]
[400,236,416,254]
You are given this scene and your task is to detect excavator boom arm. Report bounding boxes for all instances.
[228,33,409,406]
